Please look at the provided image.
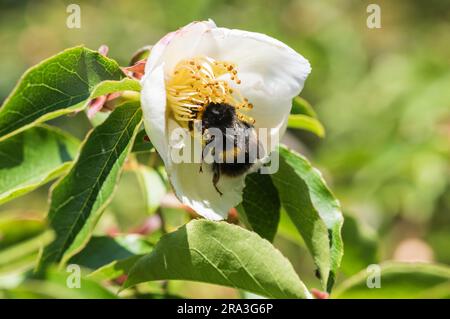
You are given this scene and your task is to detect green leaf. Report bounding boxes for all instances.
[333,262,450,299]
[0,230,54,267]
[0,125,79,204]
[70,235,152,270]
[289,97,325,137]
[36,101,143,272]
[0,46,125,141]
[0,218,53,277]
[1,267,117,299]
[288,114,325,137]
[77,235,151,287]
[88,255,143,282]
[0,228,54,275]
[132,129,154,153]
[237,173,280,241]
[86,78,141,126]
[291,96,317,118]
[135,165,167,215]
[272,145,344,292]
[277,209,306,247]
[340,213,378,276]
[130,45,152,65]
[0,218,46,250]
[123,219,311,299]
[87,78,140,97]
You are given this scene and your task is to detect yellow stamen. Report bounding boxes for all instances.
[166,56,253,128]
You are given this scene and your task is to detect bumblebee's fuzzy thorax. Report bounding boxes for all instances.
[201,102,236,130]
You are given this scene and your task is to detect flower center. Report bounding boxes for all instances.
[166,56,254,128]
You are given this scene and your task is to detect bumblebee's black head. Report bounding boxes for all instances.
[202,102,236,129]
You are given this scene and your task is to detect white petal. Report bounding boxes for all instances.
[208,28,310,96]
[145,20,217,74]
[141,64,168,164]
[168,161,245,220]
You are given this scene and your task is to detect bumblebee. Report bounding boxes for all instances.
[200,102,260,195]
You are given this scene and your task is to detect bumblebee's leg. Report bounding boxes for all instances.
[200,135,215,173]
[199,141,210,174]
[199,150,204,173]
[212,164,223,196]
[199,142,213,173]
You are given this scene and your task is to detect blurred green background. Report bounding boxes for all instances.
[0,0,449,298]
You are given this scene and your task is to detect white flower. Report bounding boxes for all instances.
[141,20,311,220]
